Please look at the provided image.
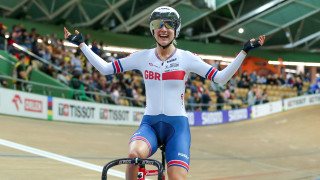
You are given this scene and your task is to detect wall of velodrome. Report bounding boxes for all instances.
[1,87,320,126]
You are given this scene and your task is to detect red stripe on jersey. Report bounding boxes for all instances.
[207,68,217,80]
[167,160,189,170]
[154,48,161,60]
[162,71,185,80]
[114,60,121,73]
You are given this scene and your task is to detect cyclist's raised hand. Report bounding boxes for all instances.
[242,35,265,54]
[64,27,84,46]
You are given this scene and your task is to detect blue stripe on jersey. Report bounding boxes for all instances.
[117,59,123,72]
[112,62,116,74]
[211,70,218,81]
[205,67,213,79]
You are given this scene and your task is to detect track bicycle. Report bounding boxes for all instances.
[102,145,166,180]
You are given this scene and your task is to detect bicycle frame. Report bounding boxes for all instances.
[101,157,164,180]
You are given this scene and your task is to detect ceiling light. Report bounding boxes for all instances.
[238,28,244,34]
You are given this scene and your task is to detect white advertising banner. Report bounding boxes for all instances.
[0,88,48,119]
[251,100,283,118]
[306,94,320,105]
[284,94,320,110]
[52,97,145,126]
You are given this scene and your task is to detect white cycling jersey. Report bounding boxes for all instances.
[80,45,246,117]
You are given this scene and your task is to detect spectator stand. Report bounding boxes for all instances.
[1,23,318,111]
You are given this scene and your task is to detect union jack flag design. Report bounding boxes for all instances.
[112,59,123,73]
[205,67,218,81]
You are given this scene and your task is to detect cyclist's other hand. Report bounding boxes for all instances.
[242,35,265,53]
[64,27,84,46]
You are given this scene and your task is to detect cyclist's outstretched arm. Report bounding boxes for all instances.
[214,36,265,83]
[188,35,265,84]
[64,27,114,75]
[64,27,143,75]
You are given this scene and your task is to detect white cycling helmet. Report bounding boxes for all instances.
[149,6,181,38]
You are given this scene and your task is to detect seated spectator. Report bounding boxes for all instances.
[84,33,90,45]
[261,89,269,104]
[50,33,57,46]
[286,74,295,86]
[309,79,320,94]
[91,40,99,55]
[228,75,238,93]
[40,45,52,61]
[216,91,224,111]
[250,71,258,83]
[277,74,286,86]
[70,52,83,74]
[247,86,256,106]
[197,81,204,95]
[238,77,249,88]
[294,77,303,96]
[111,85,121,104]
[223,86,231,101]
[266,74,276,85]
[96,75,108,92]
[19,28,32,49]
[248,77,255,88]
[254,87,263,104]
[98,41,107,59]
[10,25,21,43]
[7,31,20,54]
[187,92,200,111]
[241,71,249,81]
[132,86,143,107]
[259,75,267,84]
[201,89,211,111]
[56,70,69,85]
[0,23,7,50]
[83,74,95,91]
[69,72,94,102]
[12,54,32,91]
[189,80,198,93]
[0,78,8,87]
[304,72,310,82]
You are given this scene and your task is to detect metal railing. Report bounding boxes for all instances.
[0,54,14,65]
[11,42,111,95]
[12,43,68,75]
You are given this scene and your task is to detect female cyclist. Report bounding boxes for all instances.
[64,6,265,180]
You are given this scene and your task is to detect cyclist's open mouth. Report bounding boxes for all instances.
[159,34,168,40]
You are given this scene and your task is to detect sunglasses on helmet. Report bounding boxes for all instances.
[150,20,178,31]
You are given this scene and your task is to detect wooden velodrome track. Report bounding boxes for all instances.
[1,105,320,180]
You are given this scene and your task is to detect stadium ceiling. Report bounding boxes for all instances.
[0,0,319,53]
